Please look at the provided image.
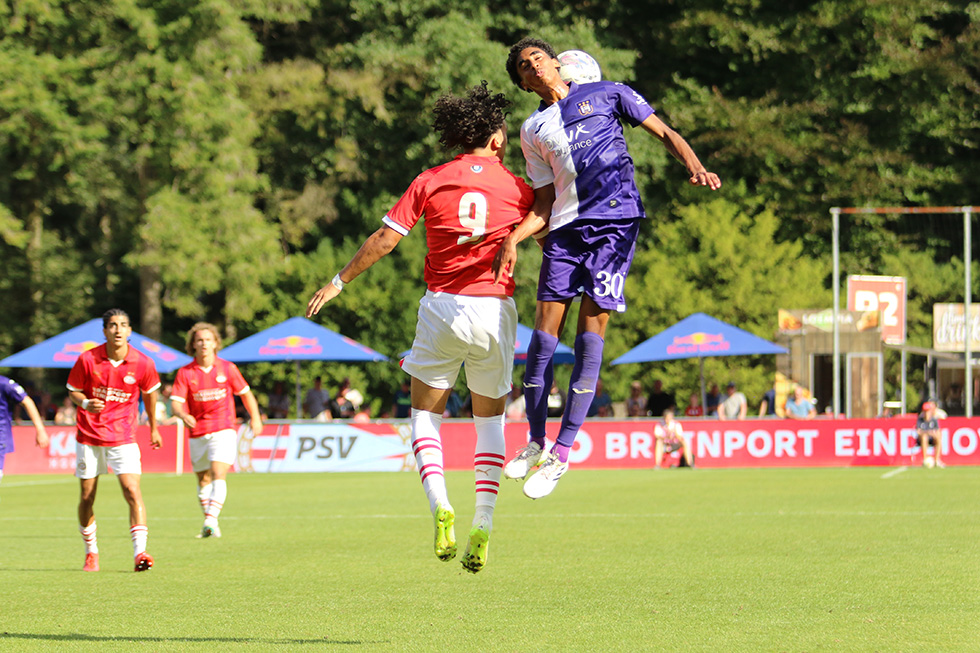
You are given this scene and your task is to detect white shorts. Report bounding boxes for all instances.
[75,442,142,479]
[401,291,517,399]
[189,429,238,472]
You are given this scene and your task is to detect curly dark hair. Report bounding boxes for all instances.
[432,81,510,150]
[505,37,558,89]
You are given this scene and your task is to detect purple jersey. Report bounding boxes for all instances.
[0,375,28,455]
[520,81,655,232]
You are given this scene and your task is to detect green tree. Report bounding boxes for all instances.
[608,195,830,403]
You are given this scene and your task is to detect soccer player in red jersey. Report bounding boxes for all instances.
[66,309,161,572]
[171,322,263,538]
[307,82,548,573]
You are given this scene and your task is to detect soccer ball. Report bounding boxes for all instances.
[558,50,602,84]
[923,455,935,468]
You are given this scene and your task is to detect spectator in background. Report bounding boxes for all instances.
[916,401,944,468]
[330,377,356,419]
[443,388,465,419]
[653,409,693,468]
[646,379,675,417]
[55,395,78,425]
[705,383,722,417]
[267,381,290,419]
[391,379,412,419]
[626,381,647,417]
[758,382,778,417]
[588,378,613,417]
[943,383,964,415]
[505,385,526,421]
[546,380,566,418]
[684,392,703,417]
[304,376,330,420]
[718,381,747,420]
[155,382,181,425]
[784,385,816,420]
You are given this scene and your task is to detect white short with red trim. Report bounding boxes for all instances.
[75,442,142,479]
[189,428,237,472]
[402,291,517,400]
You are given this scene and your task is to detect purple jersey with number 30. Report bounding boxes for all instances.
[520,81,655,232]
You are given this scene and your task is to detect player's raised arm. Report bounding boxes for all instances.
[492,184,555,285]
[306,225,403,317]
[639,114,721,190]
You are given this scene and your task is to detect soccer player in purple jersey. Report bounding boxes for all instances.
[495,37,721,498]
[0,375,49,488]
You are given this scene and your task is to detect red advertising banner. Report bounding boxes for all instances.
[5,425,186,476]
[7,418,980,474]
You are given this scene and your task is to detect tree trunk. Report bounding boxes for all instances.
[140,263,163,340]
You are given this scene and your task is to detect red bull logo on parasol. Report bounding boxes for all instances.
[53,340,99,363]
[666,332,730,355]
[136,338,178,360]
[259,335,322,356]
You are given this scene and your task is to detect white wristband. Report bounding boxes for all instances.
[331,274,345,292]
[81,399,90,411]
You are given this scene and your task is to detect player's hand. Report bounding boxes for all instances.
[493,236,518,285]
[149,428,162,450]
[35,427,49,449]
[250,417,264,436]
[181,414,197,430]
[306,283,342,317]
[85,398,106,413]
[689,170,722,190]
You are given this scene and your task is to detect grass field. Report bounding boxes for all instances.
[1,466,977,651]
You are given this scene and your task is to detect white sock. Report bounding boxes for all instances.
[198,482,212,514]
[206,479,227,523]
[79,521,98,554]
[411,408,449,513]
[473,413,506,530]
[130,524,148,556]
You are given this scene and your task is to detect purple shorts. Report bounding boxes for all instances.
[538,218,641,313]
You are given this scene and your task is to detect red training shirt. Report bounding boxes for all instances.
[383,154,534,296]
[171,358,250,437]
[67,344,161,446]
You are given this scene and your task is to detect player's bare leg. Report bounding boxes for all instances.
[119,474,152,571]
[78,478,100,571]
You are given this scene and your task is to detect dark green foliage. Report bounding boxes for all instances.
[0,1,976,409]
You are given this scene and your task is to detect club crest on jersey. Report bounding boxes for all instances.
[124,374,136,385]
[577,100,594,116]
[216,375,227,383]
[470,165,484,173]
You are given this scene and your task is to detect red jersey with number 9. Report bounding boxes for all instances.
[67,344,161,446]
[384,154,534,296]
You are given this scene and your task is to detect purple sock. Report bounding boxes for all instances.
[556,331,605,448]
[552,443,571,463]
[523,331,559,440]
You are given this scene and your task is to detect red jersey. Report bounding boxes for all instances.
[685,406,704,417]
[384,154,534,296]
[171,358,249,437]
[67,344,161,446]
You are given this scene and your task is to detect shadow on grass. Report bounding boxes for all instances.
[0,632,384,645]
